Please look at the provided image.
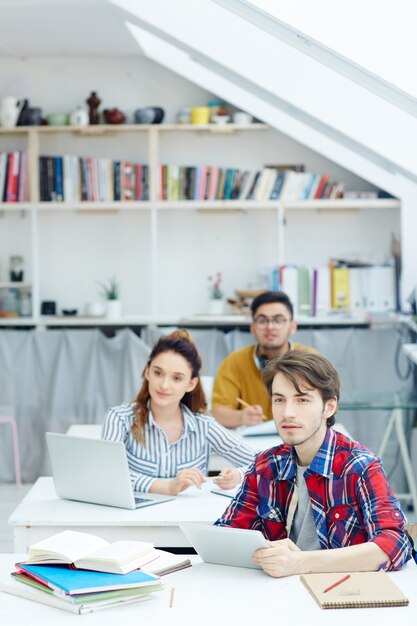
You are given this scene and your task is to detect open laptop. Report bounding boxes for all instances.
[46,432,174,510]
[180,523,268,569]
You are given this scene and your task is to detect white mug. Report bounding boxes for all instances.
[0,96,24,128]
[233,111,253,125]
[85,302,105,317]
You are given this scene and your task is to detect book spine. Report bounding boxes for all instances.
[18,150,28,202]
[46,157,56,202]
[113,161,121,201]
[134,163,141,200]
[0,152,7,201]
[55,157,63,202]
[5,152,15,202]
[142,165,149,200]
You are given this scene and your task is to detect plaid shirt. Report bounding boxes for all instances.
[215,428,412,571]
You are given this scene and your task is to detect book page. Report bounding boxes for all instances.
[78,541,154,565]
[27,530,109,563]
[142,549,192,576]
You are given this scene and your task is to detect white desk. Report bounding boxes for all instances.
[8,478,232,553]
[0,554,416,626]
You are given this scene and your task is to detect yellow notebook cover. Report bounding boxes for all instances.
[300,571,408,609]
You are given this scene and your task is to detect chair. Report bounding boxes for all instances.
[0,416,22,487]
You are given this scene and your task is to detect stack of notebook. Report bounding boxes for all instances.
[4,562,163,614]
[0,530,192,614]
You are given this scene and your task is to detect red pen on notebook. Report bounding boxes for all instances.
[323,574,351,593]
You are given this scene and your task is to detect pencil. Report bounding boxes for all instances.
[206,475,222,481]
[236,397,268,422]
[323,574,351,593]
[169,587,175,608]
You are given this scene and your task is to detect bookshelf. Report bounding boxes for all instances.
[0,123,401,325]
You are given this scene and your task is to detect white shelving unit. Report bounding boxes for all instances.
[0,123,401,326]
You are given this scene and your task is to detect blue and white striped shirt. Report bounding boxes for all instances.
[102,402,256,492]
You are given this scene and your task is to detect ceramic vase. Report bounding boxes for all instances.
[106,299,122,319]
[69,106,89,127]
[208,299,224,315]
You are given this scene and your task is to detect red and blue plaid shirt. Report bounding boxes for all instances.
[215,428,412,570]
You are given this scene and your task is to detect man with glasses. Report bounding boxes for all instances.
[212,291,315,428]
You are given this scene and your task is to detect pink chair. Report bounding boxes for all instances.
[0,416,21,487]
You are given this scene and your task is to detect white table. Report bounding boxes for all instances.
[8,477,233,553]
[0,554,416,626]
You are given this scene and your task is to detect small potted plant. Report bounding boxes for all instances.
[98,276,121,319]
[208,272,224,315]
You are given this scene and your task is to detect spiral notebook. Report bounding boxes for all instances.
[300,571,409,609]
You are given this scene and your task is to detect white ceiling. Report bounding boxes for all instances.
[0,0,140,57]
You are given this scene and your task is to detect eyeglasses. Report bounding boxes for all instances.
[253,315,291,328]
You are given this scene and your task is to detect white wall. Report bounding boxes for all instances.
[0,56,397,316]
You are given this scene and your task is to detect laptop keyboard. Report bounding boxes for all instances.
[134,496,151,504]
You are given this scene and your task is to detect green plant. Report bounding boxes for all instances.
[208,272,224,299]
[98,276,119,300]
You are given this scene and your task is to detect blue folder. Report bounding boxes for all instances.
[16,563,160,596]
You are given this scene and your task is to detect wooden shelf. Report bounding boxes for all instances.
[0,199,400,212]
[0,123,268,136]
[284,199,400,210]
[0,282,31,289]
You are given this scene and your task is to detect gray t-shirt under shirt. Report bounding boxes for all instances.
[289,464,321,551]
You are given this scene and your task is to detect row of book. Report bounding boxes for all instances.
[159,165,344,202]
[0,151,29,202]
[269,263,396,316]
[0,154,356,204]
[39,156,150,202]
[1,530,191,614]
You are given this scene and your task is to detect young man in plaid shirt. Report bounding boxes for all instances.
[215,351,413,577]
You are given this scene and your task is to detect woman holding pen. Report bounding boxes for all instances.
[102,330,255,495]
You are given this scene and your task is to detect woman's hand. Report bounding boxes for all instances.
[169,468,206,495]
[214,467,241,490]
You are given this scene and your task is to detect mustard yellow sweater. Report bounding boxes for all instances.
[212,343,315,420]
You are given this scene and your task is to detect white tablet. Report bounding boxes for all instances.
[180,523,269,569]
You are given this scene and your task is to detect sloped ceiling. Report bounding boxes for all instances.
[109,0,417,199]
[1,0,415,194]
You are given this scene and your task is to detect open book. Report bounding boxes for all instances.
[25,530,156,575]
[25,530,192,577]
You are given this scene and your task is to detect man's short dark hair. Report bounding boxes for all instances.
[251,291,294,319]
[262,350,340,427]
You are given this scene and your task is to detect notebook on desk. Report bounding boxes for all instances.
[300,571,409,609]
[46,433,174,510]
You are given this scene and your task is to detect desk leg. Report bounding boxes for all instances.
[377,410,396,459]
[14,526,31,553]
[377,408,417,512]
[393,408,417,513]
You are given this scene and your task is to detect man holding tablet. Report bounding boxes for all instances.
[215,351,413,577]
